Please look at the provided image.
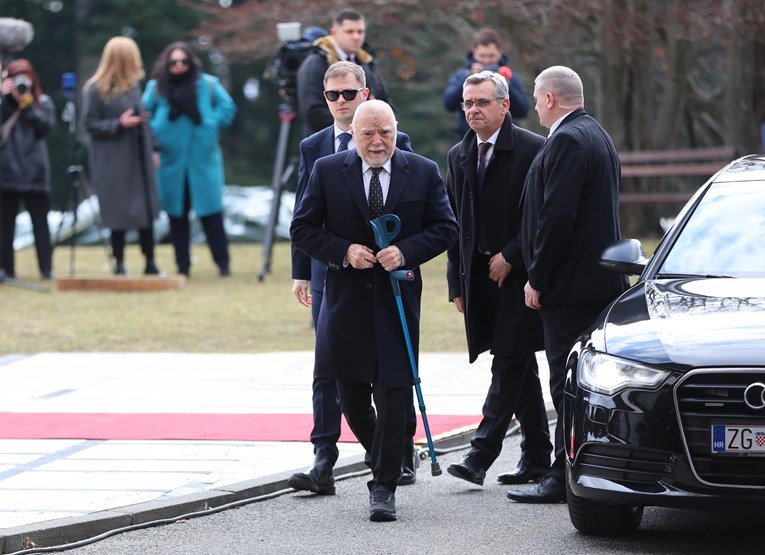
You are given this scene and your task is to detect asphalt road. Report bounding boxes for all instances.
[52,433,763,555]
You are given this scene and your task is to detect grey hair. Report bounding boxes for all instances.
[535,66,584,109]
[324,60,366,88]
[463,70,509,100]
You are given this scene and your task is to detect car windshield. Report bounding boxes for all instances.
[658,181,765,278]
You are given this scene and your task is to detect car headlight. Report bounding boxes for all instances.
[578,350,670,395]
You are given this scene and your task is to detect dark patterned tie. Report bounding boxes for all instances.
[337,132,351,152]
[369,167,384,219]
[477,141,491,183]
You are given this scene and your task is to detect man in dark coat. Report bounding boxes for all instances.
[288,61,419,496]
[444,71,552,489]
[296,9,392,137]
[507,65,628,504]
[291,100,457,522]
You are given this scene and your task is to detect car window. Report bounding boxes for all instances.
[658,181,765,278]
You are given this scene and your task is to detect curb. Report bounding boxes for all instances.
[0,428,477,554]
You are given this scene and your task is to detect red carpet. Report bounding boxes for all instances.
[0,412,480,442]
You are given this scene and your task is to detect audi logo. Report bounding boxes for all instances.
[743,382,765,410]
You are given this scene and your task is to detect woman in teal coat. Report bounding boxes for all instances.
[143,42,236,276]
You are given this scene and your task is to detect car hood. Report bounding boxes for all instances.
[595,278,765,370]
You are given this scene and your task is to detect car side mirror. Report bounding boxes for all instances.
[599,239,648,276]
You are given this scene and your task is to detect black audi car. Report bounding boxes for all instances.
[563,155,765,535]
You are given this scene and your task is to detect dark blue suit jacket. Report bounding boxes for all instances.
[290,148,457,388]
[291,126,413,294]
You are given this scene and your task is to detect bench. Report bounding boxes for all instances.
[619,146,740,204]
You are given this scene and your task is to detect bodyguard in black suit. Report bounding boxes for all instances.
[289,62,418,496]
[444,71,552,488]
[291,100,457,521]
[507,66,628,504]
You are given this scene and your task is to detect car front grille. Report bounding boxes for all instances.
[675,369,765,488]
[577,443,675,484]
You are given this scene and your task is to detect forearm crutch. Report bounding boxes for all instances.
[369,214,442,476]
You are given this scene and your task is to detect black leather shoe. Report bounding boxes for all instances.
[497,456,550,485]
[144,259,161,275]
[447,453,486,486]
[399,441,420,486]
[505,474,566,504]
[369,485,397,522]
[114,262,126,275]
[288,455,335,495]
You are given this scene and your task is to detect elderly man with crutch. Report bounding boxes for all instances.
[291,100,457,522]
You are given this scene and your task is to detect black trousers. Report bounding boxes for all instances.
[168,182,229,274]
[469,352,552,470]
[0,190,52,277]
[336,379,408,492]
[309,284,417,462]
[110,228,155,263]
[540,299,612,479]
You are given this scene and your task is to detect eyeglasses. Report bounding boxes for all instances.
[460,97,502,110]
[168,58,190,68]
[323,88,364,102]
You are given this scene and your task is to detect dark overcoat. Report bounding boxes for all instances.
[291,125,412,294]
[520,108,628,306]
[445,114,545,362]
[290,148,458,388]
[82,83,159,229]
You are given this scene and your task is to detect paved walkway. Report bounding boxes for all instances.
[0,352,551,553]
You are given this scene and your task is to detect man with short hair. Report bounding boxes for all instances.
[443,27,529,140]
[444,71,552,489]
[297,9,392,136]
[291,100,457,521]
[289,61,418,497]
[507,65,627,504]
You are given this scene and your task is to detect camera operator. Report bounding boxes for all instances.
[0,59,55,280]
[443,28,529,140]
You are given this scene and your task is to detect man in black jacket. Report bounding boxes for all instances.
[444,71,552,489]
[296,9,392,137]
[507,65,628,504]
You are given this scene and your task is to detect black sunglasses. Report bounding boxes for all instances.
[168,58,190,67]
[323,88,364,102]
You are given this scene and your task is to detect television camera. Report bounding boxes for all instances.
[258,22,326,282]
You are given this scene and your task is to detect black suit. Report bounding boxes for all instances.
[291,147,457,490]
[291,126,413,464]
[521,108,628,478]
[446,114,552,471]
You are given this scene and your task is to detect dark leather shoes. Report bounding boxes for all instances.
[114,262,126,275]
[369,485,397,522]
[497,456,550,485]
[144,259,161,275]
[399,440,420,486]
[505,474,566,503]
[288,454,335,495]
[447,453,486,486]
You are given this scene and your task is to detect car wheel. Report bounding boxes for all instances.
[566,478,643,535]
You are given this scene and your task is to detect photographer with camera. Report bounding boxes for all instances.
[443,28,529,140]
[0,58,55,280]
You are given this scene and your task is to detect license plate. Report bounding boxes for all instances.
[711,425,765,454]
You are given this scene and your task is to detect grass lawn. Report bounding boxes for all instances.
[3,238,660,356]
[2,242,468,355]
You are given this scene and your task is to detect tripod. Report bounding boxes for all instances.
[258,101,299,282]
[54,96,111,276]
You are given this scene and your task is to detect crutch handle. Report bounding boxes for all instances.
[390,269,414,282]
